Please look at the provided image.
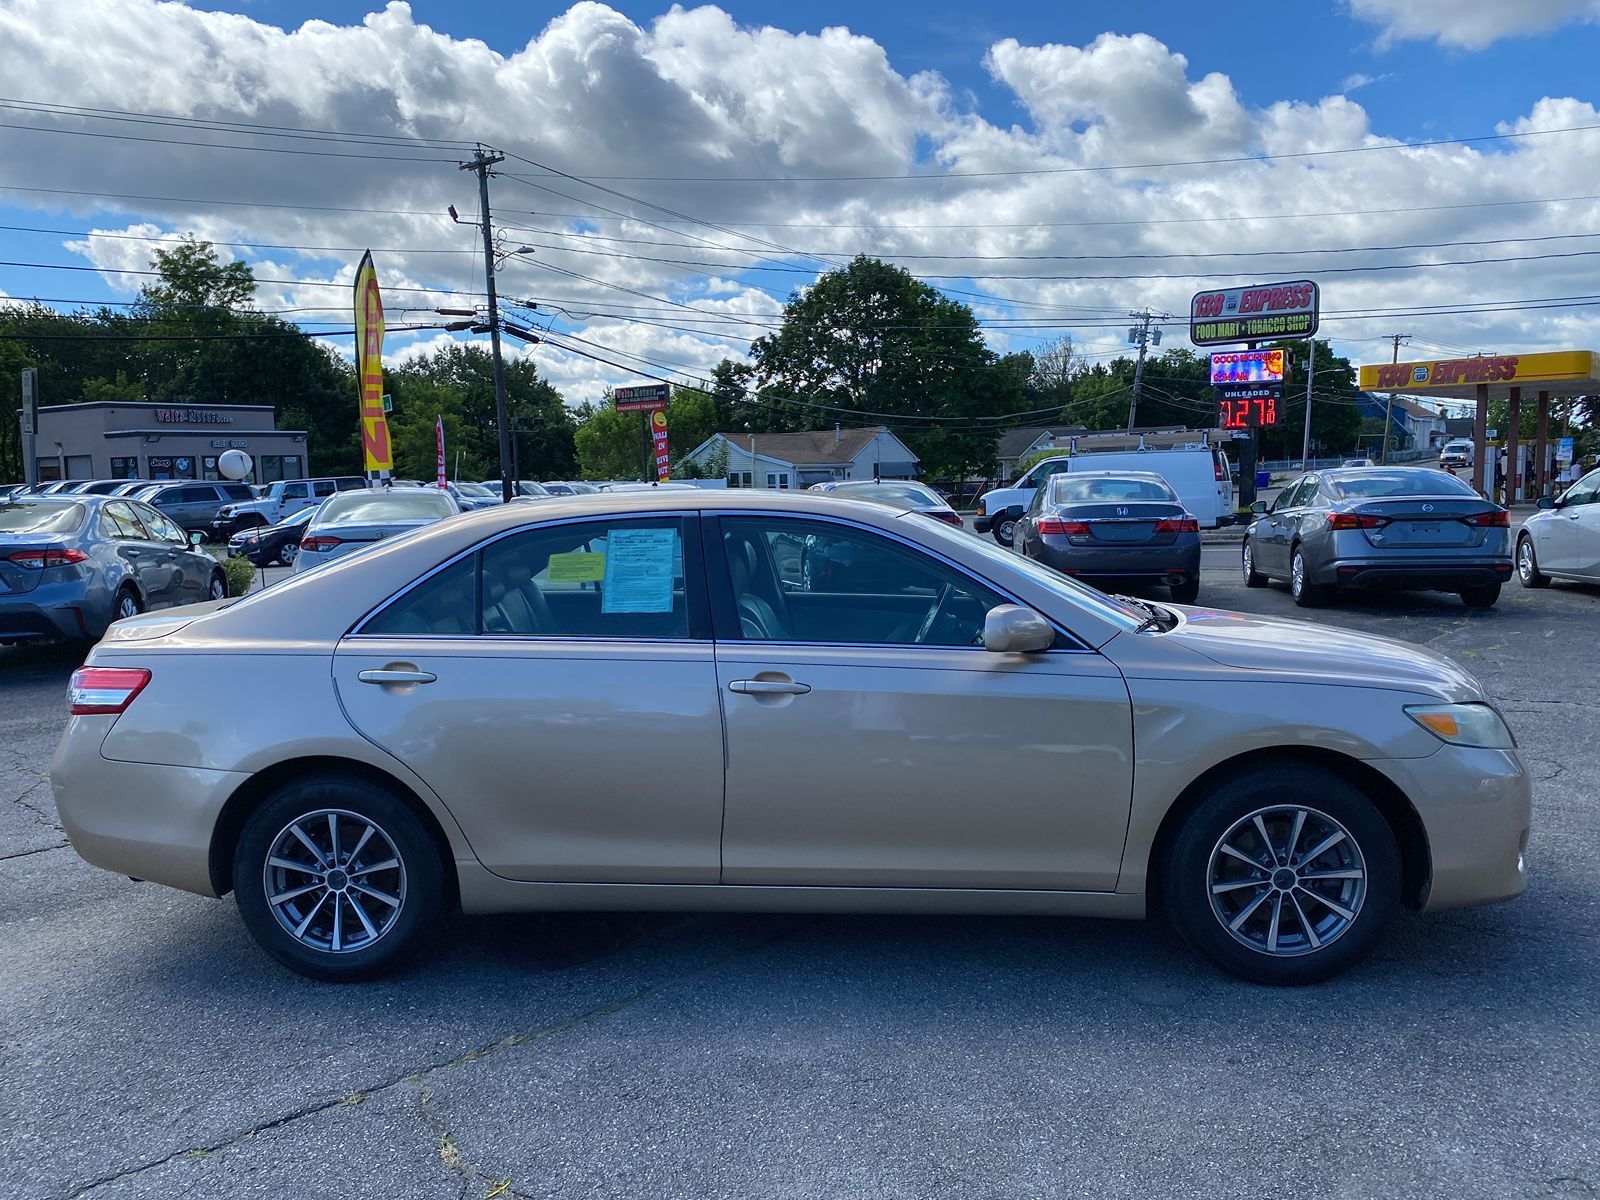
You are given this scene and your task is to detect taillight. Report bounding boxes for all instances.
[1214,458,1227,481]
[300,535,343,551]
[1328,513,1387,531]
[8,547,89,569]
[1037,519,1091,536]
[1154,517,1200,533]
[932,511,965,526]
[68,667,151,715]
[1464,510,1510,527]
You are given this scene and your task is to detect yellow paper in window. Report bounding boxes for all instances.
[546,551,606,582]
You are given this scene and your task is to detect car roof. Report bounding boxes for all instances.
[1052,469,1171,480]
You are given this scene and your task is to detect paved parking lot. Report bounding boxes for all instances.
[2,551,1597,1200]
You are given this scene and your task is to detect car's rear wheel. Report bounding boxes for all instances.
[1242,540,1267,588]
[1516,535,1550,588]
[1459,582,1500,609]
[1169,576,1200,604]
[275,542,297,567]
[113,586,141,622]
[233,775,446,982]
[1163,764,1400,985]
[1290,547,1325,607]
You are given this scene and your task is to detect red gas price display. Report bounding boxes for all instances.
[1218,390,1280,429]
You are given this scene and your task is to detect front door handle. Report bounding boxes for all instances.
[357,668,438,685]
[729,679,811,696]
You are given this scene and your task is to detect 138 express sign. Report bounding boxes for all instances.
[1190,280,1319,346]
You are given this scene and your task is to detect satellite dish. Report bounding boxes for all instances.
[217,449,254,481]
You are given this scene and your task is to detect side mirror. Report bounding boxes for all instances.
[1250,500,1268,513]
[983,604,1055,654]
[188,530,206,547]
[1536,496,1556,509]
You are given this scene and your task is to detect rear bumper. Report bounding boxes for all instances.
[1032,539,1203,580]
[52,715,246,897]
[1319,558,1514,590]
[0,577,112,641]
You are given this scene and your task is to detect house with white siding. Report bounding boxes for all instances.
[678,426,919,489]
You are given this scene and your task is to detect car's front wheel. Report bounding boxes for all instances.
[233,775,446,981]
[993,513,1019,547]
[1517,535,1550,589]
[208,571,228,601]
[1162,764,1400,985]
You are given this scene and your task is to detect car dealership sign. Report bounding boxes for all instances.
[1190,280,1319,346]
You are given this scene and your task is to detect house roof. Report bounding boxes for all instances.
[1392,396,1444,420]
[997,425,1089,460]
[709,426,915,466]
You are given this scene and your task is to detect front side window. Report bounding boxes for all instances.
[131,503,187,545]
[282,483,310,501]
[718,517,1007,647]
[1273,478,1308,512]
[1563,470,1600,507]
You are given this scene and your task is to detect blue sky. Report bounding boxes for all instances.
[2,0,1599,403]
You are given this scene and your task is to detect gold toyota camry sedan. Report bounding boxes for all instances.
[52,491,1529,985]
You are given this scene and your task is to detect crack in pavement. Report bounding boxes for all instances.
[0,842,68,862]
[58,927,794,1200]
[8,777,64,834]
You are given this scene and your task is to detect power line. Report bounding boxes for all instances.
[0,119,458,162]
[506,121,1600,182]
[0,258,487,297]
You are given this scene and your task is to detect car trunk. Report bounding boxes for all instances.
[0,535,74,594]
[1052,502,1188,546]
[1342,499,1501,550]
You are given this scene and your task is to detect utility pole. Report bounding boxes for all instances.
[1300,340,1317,470]
[1380,333,1411,465]
[1126,310,1166,432]
[458,147,513,503]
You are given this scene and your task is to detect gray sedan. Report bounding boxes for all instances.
[294,487,460,573]
[0,495,226,643]
[1015,471,1202,603]
[1243,467,1513,608]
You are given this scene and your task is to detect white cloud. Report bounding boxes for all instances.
[1345,0,1600,49]
[0,2,1598,411]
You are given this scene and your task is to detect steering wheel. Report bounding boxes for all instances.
[914,583,954,645]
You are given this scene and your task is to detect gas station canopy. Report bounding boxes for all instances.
[1355,349,1597,500]
[1357,350,1600,400]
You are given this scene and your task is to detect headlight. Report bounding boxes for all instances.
[1405,703,1515,749]
[977,497,988,515]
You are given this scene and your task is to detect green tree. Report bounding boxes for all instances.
[134,237,256,317]
[574,395,649,480]
[747,256,1022,483]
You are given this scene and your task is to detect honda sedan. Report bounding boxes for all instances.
[53,492,1529,985]
[1242,467,1512,608]
[294,488,460,572]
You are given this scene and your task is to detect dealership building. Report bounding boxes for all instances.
[24,401,310,484]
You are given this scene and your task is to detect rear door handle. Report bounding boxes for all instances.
[357,668,437,685]
[729,679,811,696]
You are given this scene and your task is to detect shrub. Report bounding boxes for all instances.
[221,555,257,596]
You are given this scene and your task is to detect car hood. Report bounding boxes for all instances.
[1159,606,1485,700]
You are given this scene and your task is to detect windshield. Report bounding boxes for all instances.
[950,525,1146,632]
[0,501,86,535]
[1049,476,1175,503]
[830,482,943,508]
[1330,470,1478,499]
[314,491,456,526]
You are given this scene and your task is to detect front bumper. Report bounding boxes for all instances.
[1320,558,1513,591]
[52,714,245,896]
[1374,745,1530,911]
[972,515,993,533]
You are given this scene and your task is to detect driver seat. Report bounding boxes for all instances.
[725,535,789,640]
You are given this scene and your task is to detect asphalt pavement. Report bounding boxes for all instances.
[2,553,1597,1200]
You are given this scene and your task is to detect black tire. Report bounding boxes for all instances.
[1162,764,1401,985]
[993,513,1020,547]
[113,585,142,623]
[1241,538,1268,588]
[275,541,296,567]
[1290,546,1325,608]
[1169,576,1200,604]
[1516,535,1550,589]
[208,571,228,601]
[233,775,446,982]
[1459,582,1501,609]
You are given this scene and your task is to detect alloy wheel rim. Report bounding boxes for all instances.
[1292,554,1304,596]
[1242,544,1253,580]
[1207,804,1368,957]
[262,808,407,954]
[210,577,226,600]
[999,519,1017,541]
[1518,541,1534,580]
[118,595,138,619]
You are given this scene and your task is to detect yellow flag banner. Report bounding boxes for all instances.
[353,251,392,472]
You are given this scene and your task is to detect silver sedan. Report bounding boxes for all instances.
[0,495,226,643]
[294,488,461,572]
[53,491,1528,987]
[1243,467,1513,608]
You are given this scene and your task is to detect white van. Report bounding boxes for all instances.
[976,445,1234,544]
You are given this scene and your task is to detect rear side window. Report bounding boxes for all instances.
[363,557,477,637]
[312,480,338,497]
[220,484,254,501]
[173,486,215,504]
[335,477,369,491]
[100,502,148,540]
